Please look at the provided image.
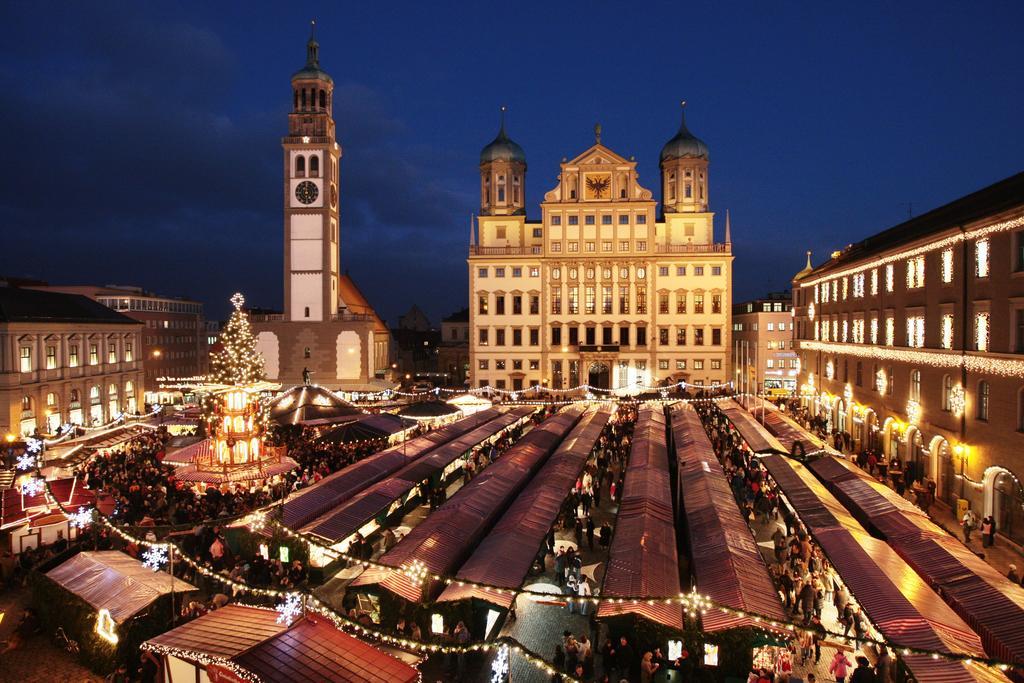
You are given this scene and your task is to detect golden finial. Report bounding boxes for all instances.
[594,123,602,144]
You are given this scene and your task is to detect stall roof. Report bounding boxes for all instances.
[282,407,508,529]
[268,385,363,426]
[597,406,683,631]
[810,455,1024,665]
[143,605,419,683]
[737,395,838,456]
[717,398,788,454]
[46,551,197,624]
[352,407,584,603]
[436,405,613,607]
[2,476,95,531]
[300,407,536,544]
[669,403,787,632]
[758,454,998,677]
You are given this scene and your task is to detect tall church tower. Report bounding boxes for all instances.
[659,102,709,214]
[283,21,341,322]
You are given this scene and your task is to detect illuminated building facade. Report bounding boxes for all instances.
[469,106,733,393]
[251,26,390,390]
[792,172,1024,544]
[731,293,796,396]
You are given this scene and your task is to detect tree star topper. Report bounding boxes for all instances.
[230,292,245,311]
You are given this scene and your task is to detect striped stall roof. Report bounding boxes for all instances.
[737,395,838,456]
[281,407,509,529]
[597,405,683,631]
[810,455,1024,666]
[2,476,94,531]
[351,406,585,603]
[669,403,787,632]
[759,454,1006,680]
[435,405,614,607]
[718,398,788,454]
[300,407,536,544]
[144,605,420,683]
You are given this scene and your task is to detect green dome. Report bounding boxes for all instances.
[660,106,709,162]
[480,110,526,165]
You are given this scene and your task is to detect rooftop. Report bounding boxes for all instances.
[0,286,140,325]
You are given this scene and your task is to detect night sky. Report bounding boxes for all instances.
[3,2,1022,325]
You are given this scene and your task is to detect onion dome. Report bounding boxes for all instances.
[795,251,815,280]
[292,21,333,84]
[660,102,709,162]
[480,107,526,165]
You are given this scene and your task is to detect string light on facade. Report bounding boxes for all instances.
[825,360,834,380]
[843,383,853,403]
[876,369,887,394]
[799,340,1024,378]
[949,384,965,417]
[906,399,922,425]
[141,545,168,571]
[402,559,429,586]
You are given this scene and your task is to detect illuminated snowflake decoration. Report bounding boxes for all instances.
[906,399,922,426]
[491,643,510,683]
[25,437,44,454]
[275,593,303,625]
[401,559,429,585]
[141,545,168,571]
[60,423,74,435]
[949,384,965,417]
[660,389,669,399]
[69,507,94,530]
[230,292,245,310]
[21,478,45,496]
[843,384,853,403]
[509,392,519,401]
[15,453,36,471]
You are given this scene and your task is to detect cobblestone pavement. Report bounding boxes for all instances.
[0,586,103,683]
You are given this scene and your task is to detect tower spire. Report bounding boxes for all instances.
[306,19,320,67]
[805,250,813,269]
[725,209,732,244]
[499,105,507,137]
[594,122,602,144]
[469,214,476,246]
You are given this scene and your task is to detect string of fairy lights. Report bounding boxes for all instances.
[17,395,1019,677]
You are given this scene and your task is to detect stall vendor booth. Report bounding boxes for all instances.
[35,550,197,674]
[141,604,420,683]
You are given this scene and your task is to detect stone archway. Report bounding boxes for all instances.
[881,417,899,461]
[587,362,610,390]
[929,435,954,504]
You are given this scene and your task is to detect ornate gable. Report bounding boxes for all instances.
[543,142,654,204]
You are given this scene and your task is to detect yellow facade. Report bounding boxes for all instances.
[469,112,733,394]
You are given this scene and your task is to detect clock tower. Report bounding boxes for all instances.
[283,21,341,322]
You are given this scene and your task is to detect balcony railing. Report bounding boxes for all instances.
[250,312,377,323]
[469,246,543,256]
[655,242,730,254]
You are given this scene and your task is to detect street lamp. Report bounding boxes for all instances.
[954,443,969,500]
[152,349,162,359]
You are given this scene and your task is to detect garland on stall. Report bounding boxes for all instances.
[27,414,1020,677]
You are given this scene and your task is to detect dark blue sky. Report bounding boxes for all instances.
[2,2,1022,324]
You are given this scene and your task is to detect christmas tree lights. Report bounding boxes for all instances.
[209,293,266,385]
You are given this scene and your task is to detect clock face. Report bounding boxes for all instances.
[584,173,611,200]
[329,183,338,209]
[295,181,319,205]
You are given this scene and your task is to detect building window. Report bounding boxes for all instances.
[551,243,562,252]
[89,344,99,365]
[512,296,522,315]
[975,312,990,351]
[976,238,990,278]
[20,346,31,372]
[885,264,894,292]
[619,325,630,346]
[694,294,704,314]
[125,342,133,362]
[712,294,721,314]
[855,361,863,386]
[512,267,522,278]
[478,267,488,278]
[885,317,895,346]
[870,269,878,295]
[496,295,505,315]
[551,326,562,346]
[636,286,647,314]
[677,266,687,276]
[601,214,612,225]
[530,295,539,315]
[906,316,925,348]
[658,293,669,314]
[906,255,925,289]
[512,329,522,346]
[636,327,647,346]
[942,374,953,411]
[659,328,669,346]
[533,228,543,238]
[495,267,506,277]
[620,241,629,252]
[694,328,704,346]
[636,241,647,251]
[676,327,687,346]
[551,289,561,315]
[478,295,488,315]
[584,215,595,226]
[676,292,687,314]
[479,360,489,370]
[693,359,704,370]
[46,346,57,370]
[568,287,579,315]
[637,214,647,224]
[568,242,579,253]
[977,381,990,421]
[941,248,954,283]
[108,346,118,363]
[69,345,79,367]
[478,329,489,345]
[568,215,578,225]
[712,266,722,276]
[496,329,506,346]
[910,369,921,402]
[711,328,721,345]
[585,287,596,315]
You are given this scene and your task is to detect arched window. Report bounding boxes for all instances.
[46,392,56,407]
[301,89,307,108]
[910,369,921,402]
[977,381,990,420]
[304,306,310,318]
[497,175,506,203]
[319,89,326,108]
[855,361,863,386]
[668,172,676,201]
[21,395,33,413]
[293,90,298,110]
[90,386,100,401]
[512,175,520,203]
[70,389,80,404]
[942,374,953,411]
[296,155,305,177]
[304,347,311,359]
[309,155,319,177]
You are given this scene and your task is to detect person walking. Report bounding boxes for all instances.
[1008,564,1020,583]
[586,516,595,551]
[962,509,977,543]
[829,650,853,682]
[982,515,996,547]
[577,576,592,615]
[849,655,877,682]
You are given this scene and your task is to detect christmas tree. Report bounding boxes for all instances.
[209,293,266,385]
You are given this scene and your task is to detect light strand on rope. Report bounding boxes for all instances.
[338,379,735,403]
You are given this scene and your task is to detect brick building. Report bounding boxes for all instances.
[792,172,1024,546]
[731,292,796,396]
